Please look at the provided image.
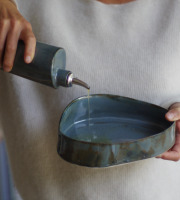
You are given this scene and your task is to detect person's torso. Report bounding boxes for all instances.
[1,0,180,199]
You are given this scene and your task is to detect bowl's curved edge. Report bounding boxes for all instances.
[57,122,175,168]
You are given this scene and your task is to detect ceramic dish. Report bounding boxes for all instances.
[58,94,175,167]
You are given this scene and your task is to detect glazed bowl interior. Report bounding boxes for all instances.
[59,94,172,144]
[58,94,175,167]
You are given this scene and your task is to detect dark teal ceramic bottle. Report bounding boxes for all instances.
[6,41,89,89]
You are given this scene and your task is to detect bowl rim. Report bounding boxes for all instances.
[58,94,174,145]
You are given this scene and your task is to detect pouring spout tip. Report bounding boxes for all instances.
[72,78,90,90]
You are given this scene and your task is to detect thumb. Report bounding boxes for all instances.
[165,107,180,121]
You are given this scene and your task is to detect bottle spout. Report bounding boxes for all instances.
[72,78,90,90]
[56,69,90,89]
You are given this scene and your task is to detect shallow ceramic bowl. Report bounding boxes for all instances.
[57,94,175,167]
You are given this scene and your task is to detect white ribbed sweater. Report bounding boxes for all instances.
[1,0,180,199]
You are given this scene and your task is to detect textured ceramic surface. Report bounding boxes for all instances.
[9,41,67,88]
[58,94,175,168]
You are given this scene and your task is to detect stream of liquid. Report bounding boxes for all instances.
[65,90,162,143]
[87,89,90,126]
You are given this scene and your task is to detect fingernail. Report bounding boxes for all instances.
[25,56,31,63]
[166,113,174,120]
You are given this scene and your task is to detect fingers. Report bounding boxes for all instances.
[0,20,10,68]
[20,26,36,64]
[156,132,180,161]
[165,107,180,121]
[0,1,36,72]
[156,151,180,161]
[3,21,21,72]
[156,120,180,161]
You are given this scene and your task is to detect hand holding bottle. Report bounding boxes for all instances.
[0,0,36,72]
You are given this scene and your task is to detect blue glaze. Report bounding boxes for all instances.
[58,94,175,167]
[64,117,164,144]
